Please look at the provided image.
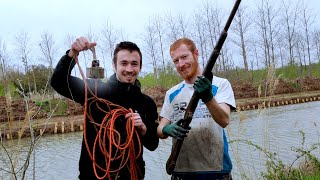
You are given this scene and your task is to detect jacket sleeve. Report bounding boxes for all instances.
[141,98,159,151]
[50,53,86,105]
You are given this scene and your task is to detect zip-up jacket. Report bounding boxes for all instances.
[50,53,159,179]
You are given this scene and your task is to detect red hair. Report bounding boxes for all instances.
[170,38,197,54]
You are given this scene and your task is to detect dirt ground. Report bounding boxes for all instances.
[1,76,320,122]
[0,76,320,138]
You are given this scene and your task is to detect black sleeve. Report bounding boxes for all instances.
[50,53,97,105]
[141,97,159,151]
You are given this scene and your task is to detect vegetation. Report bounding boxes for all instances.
[34,98,68,116]
[139,64,182,90]
[231,130,320,180]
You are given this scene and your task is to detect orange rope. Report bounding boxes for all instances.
[73,56,141,180]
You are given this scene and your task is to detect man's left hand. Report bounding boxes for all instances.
[193,76,213,103]
[125,112,147,136]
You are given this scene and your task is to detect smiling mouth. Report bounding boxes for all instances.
[125,75,135,79]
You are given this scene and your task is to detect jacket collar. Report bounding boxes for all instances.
[108,73,141,93]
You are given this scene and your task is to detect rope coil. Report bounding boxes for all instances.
[72,55,141,180]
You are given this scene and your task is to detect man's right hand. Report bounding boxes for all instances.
[162,119,190,140]
[68,36,97,58]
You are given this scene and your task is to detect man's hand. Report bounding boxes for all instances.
[125,112,147,136]
[68,36,97,58]
[193,76,213,103]
[162,119,190,140]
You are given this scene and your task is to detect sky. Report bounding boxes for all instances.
[1,0,320,75]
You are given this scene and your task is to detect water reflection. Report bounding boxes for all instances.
[0,102,319,179]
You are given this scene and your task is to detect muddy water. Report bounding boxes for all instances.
[1,101,319,179]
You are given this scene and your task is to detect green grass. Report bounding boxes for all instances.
[216,63,320,86]
[139,65,182,90]
[0,82,19,97]
[34,98,68,116]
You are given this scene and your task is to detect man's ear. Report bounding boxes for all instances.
[194,49,199,57]
[194,49,199,61]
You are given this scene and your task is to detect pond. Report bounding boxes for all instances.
[1,101,319,179]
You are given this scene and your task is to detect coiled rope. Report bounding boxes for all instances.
[70,55,141,180]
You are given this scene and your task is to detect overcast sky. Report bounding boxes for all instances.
[1,0,320,75]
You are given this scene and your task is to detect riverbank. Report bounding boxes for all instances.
[1,90,320,140]
[235,90,320,111]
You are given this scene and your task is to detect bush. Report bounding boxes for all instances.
[34,98,68,116]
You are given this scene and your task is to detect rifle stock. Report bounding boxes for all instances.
[165,0,242,175]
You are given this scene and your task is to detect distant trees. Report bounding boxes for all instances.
[0,0,320,95]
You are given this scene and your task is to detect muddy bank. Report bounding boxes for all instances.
[1,76,320,139]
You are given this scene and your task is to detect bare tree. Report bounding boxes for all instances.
[0,39,9,81]
[295,33,306,76]
[281,0,300,65]
[15,32,32,95]
[254,0,281,68]
[39,31,57,75]
[142,19,159,76]
[314,30,320,63]
[39,31,57,98]
[176,14,189,38]
[153,15,167,71]
[232,5,250,70]
[213,6,227,72]
[192,12,208,68]
[276,35,286,68]
[299,3,315,75]
[165,12,179,42]
[100,20,118,75]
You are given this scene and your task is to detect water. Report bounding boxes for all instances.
[1,101,319,180]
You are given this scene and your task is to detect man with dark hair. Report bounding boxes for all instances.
[157,38,236,180]
[50,36,159,180]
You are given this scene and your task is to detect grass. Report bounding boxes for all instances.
[34,98,68,116]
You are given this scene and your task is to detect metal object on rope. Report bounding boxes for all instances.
[86,46,105,79]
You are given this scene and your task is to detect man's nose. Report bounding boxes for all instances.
[125,64,134,72]
[177,59,185,67]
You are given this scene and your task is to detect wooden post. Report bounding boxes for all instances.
[61,121,65,133]
[54,122,58,134]
[80,124,83,131]
[71,121,74,132]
